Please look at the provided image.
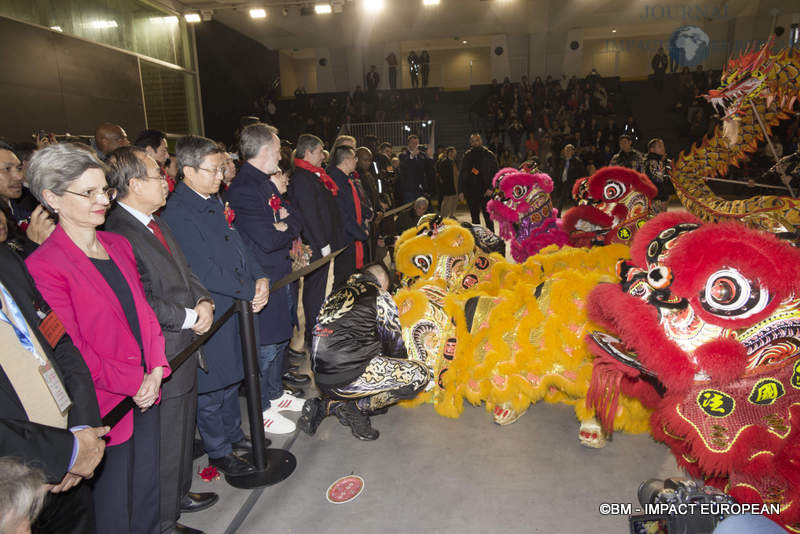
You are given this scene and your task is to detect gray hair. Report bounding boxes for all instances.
[175,135,223,171]
[0,458,46,533]
[414,196,429,210]
[295,134,323,160]
[28,142,108,212]
[106,146,148,199]
[239,123,278,162]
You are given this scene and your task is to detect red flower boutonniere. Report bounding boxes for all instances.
[269,194,282,222]
[224,201,236,229]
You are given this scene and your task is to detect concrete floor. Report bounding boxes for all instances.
[179,204,686,534]
[181,398,681,534]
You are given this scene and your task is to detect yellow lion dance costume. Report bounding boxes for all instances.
[393,216,651,446]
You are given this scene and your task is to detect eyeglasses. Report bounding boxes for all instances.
[196,166,225,176]
[63,186,118,202]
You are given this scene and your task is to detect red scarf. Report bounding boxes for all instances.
[348,177,364,269]
[294,158,338,196]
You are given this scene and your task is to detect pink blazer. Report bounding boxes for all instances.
[26,226,170,446]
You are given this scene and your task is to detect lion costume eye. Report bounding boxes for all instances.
[647,265,673,289]
[699,268,770,318]
[512,185,528,199]
[602,180,625,201]
[413,254,432,273]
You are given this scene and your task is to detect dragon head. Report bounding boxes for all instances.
[561,166,657,246]
[705,37,778,121]
[587,211,800,395]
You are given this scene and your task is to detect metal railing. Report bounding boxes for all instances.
[338,120,436,148]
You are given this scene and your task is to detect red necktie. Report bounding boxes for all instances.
[147,219,172,255]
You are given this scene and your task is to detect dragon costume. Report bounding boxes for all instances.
[586,211,800,531]
[393,216,651,446]
[672,37,800,234]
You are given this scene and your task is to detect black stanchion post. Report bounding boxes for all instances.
[223,300,296,489]
[236,299,268,471]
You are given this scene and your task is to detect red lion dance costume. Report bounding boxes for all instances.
[586,211,800,532]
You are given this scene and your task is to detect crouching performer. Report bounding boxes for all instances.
[299,263,431,440]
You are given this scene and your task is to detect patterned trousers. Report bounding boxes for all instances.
[328,356,431,412]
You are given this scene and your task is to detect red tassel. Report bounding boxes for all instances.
[586,355,637,433]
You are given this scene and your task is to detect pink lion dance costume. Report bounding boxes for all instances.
[486,167,570,262]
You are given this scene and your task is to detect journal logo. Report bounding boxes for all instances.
[669,26,711,67]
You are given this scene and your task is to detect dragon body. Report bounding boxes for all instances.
[672,40,800,234]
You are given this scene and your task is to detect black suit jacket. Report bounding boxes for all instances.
[105,206,211,399]
[0,244,101,482]
[287,167,345,261]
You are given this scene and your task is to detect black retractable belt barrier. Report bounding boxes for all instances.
[228,299,296,488]
[100,248,348,485]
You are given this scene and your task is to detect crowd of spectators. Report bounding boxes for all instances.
[254,84,435,147]
[467,72,633,178]
[0,118,460,534]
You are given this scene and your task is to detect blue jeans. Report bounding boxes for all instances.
[259,341,289,411]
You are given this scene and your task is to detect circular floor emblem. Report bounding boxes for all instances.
[326,475,364,504]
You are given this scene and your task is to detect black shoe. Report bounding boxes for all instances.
[208,454,256,477]
[192,438,205,460]
[173,523,204,534]
[283,383,306,398]
[297,397,326,435]
[232,436,270,455]
[334,401,379,441]
[282,370,311,385]
[180,492,219,513]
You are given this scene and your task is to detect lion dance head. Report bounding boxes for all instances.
[586,211,800,531]
[561,166,657,247]
[486,167,569,262]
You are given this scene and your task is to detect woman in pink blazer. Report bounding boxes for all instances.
[25,143,170,534]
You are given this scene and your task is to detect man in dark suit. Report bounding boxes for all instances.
[226,124,306,435]
[552,144,587,212]
[105,147,218,534]
[397,135,432,204]
[0,242,107,533]
[161,136,270,479]
[458,133,498,227]
[329,146,369,288]
[288,134,345,349]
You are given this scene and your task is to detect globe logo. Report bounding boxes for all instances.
[668,25,710,67]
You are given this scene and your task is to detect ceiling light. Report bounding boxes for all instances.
[250,8,267,18]
[314,4,332,14]
[88,20,118,29]
[364,0,384,12]
[423,0,440,4]
[462,40,468,44]
[150,16,178,24]
[50,25,63,32]
[184,13,201,23]
[611,29,617,33]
